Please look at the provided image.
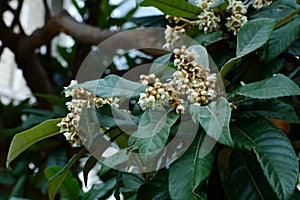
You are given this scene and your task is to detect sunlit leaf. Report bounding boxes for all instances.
[6,118,62,168]
[137,0,202,19]
[228,74,300,99]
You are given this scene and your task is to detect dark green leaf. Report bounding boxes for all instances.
[169,134,214,200]
[237,18,275,57]
[250,0,299,21]
[83,178,116,200]
[232,118,299,199]
[287,39,300,56]
[194,31,222,46]
[225,151,277,200]
[263,16,300,62]
[137,169,170,200]
[70,75,146,98]
[228,74,300,99]
[6,118,62,168]
[233,99,300,123]
[45,166,82,200]
[46,148,87,200]
[190,97,233,147]
[128,15,167,27]
[137,0,202,19]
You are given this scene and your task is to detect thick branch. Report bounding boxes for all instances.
[53,11,116,45]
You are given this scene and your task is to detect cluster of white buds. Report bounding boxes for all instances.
[196,0,221,34]
[253,0,273,9]
[170,46,217,105]
[166,15,181,24]
[58,80,119,146]
[198,10,221,33]
[138,46,218,114]
[226,0,248,35]
[163,25,185,50]
[196,0,216,10]
[138,74,185,114]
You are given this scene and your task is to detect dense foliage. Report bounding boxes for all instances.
[2,0,300,199]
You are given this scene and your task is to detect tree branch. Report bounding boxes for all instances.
[53,11,116,45]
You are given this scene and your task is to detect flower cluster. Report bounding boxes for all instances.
[198,10,221,33]
[196,0,221,33]
[170,46,217,105]
[138,74,185,114]
[57,81,119,146]
[138,46,218,114]
[163,25,185,50]
[196,0,248,35]
[225,0,248,35]
[253,0,273,9]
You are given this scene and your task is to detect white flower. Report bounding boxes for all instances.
[226,14,248,35]
[71,117,80,128]
[63,132,71,140]
[227,0,247,15]
[207,89,217,99]
[206,73,217,81]
[57,121,69,132]
[176,104,185,114]
[253,0,272,9]
[163,25,185,50]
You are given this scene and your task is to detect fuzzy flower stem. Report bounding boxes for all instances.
[273,8,300,30]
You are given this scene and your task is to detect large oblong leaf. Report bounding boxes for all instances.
[169,134,214,200]
[190,97,233,147]
[47,148,87,200]
[263,15,300,62]
[69,75,146,98]
[237,18,275,58]
[228,74,300,99]
[232,118,299,200]
[6,118,62,168]
[45,166,82,200]
[137,0,202,19]
[232,99,300,123]
[225,151,278,200]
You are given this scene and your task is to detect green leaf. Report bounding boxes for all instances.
[82,178,116,200]
[129,109,179,153]
[237,18,275,57]
[233,99,300,123]
[70,75,146,98]
[149,53,175,80]
[264,16,300,62]
[232,118,299,199]
[136,169,170,200]
[46,148,87,200]
[219,57,241,78]
[6,118,62,168]
[190,97,233,147]
[96,104,138,129]
[169,134,214,200]
[220,18,275,78]
[44,166,82,200]
[228,74,300,99]
[137,0,202,19]
[225,151,278,200]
